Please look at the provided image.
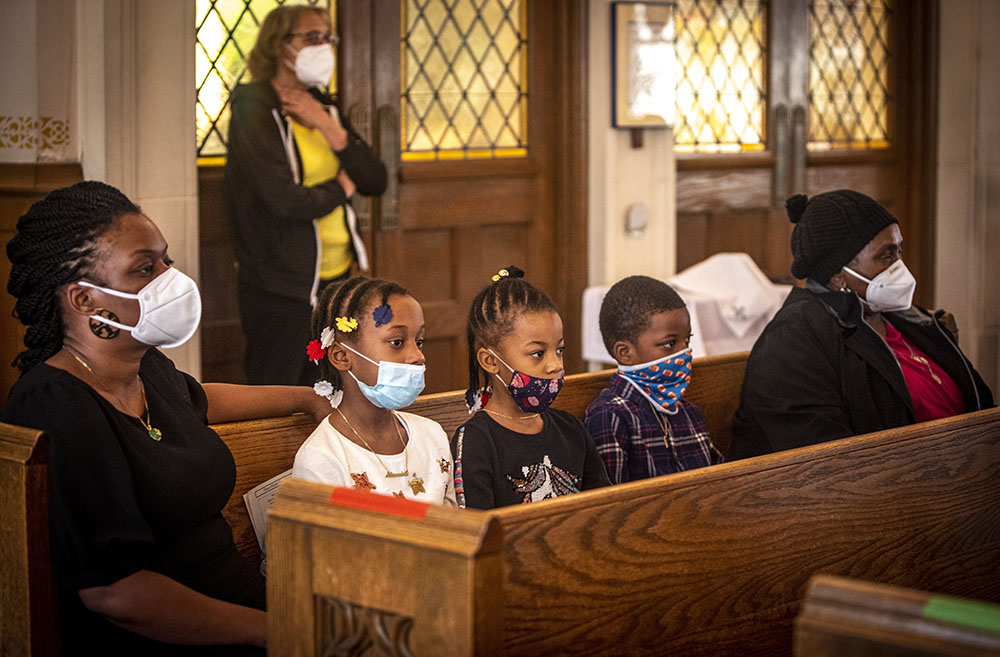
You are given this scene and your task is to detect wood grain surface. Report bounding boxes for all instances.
[795,575,1000,656]
[214,352,747,564]
[489,407,1000,657]
[0,424,58,657]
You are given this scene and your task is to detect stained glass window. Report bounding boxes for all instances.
[808,0,891,150]
[401,0,528,161]
[195,0,333,162]
[673,0,767,154]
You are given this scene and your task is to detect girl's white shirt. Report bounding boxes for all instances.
[292,410,457,505]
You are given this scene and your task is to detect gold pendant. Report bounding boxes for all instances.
[384,470,409,478]
[407,475,425,495]
[148,426,163,441]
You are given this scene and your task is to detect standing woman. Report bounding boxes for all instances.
[2,181,330,654]
[226,4,387,385]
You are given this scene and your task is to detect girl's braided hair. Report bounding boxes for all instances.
[465,266,558,396]
[6,181,141,373]
[311,276,408,391]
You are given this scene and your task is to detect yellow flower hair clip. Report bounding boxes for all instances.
[491,268,509,283]
[335,316,359,333]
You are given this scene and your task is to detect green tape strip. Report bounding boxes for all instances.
[923,596,1000,634]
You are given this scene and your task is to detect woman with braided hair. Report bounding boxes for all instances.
[2,181,330,655]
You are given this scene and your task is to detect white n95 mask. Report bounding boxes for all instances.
[290,43,335,89]
[78,267,202,348]
[842,259,916,313]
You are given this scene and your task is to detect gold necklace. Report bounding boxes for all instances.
[65,346,162,441]
[648,401,673,450]
[901,339,942,385]
[336,407,409,478]
[484,408,540,421]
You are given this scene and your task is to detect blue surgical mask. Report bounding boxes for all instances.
[341,343,425,410]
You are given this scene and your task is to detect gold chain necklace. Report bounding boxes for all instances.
[648,401,673,450]
[335,407,409,477]
[484,408,540,421]
[65,346,162,441]
[901,339,943,385]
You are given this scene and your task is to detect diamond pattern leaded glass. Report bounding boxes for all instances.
[674,0,767,154]
[196,0,332,160]
[808,0,891,150]
[402,0,527,161]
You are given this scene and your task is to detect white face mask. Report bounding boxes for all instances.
[842,259,916,313]
[287,43,334,89]
[78,267,202,348]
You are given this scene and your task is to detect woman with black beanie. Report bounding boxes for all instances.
[733,189,993,458]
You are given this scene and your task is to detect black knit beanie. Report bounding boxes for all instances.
[788,189,898,282]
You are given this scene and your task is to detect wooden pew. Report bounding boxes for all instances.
[0,425,58,657]
[795,574,1000,656]
[0,351,746,655]
[266,407,1000,657]
[217,351,748,563]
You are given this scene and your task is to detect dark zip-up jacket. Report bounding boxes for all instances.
[225,81,387,302]
[733,281,994,459]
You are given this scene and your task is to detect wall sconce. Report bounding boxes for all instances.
[611,2,675,147]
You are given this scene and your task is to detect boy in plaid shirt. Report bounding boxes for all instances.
[584,276,723,483]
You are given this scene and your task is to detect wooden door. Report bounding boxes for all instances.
[675,0,937,306]
[340,1,587,393]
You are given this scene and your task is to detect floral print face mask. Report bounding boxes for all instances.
[488,349,564,413]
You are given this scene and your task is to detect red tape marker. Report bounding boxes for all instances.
[328,487,430,519]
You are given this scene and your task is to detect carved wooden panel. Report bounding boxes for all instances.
[318,596,415,657]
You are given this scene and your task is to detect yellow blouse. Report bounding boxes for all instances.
[291,120,352,279]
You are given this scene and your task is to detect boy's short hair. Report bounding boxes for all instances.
[599,275,686,353]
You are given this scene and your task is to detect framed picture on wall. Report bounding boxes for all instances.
[611,2,675,128]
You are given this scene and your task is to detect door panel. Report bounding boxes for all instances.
[198,0,586,388]
[342,0,585,393]
[677,0,936,305]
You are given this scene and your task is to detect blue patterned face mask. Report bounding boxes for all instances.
[617,348,693,414]
[341,343,425,410]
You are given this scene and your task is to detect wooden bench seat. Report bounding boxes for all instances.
[795,574,1000,656]
[265,406,1000,656]
[217,351,747,563]
[0,352,746,656]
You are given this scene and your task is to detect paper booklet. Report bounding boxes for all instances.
[242,468,293,552]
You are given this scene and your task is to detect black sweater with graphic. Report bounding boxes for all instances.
[451,409,610,510]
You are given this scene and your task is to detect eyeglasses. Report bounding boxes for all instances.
[286,31,339,47]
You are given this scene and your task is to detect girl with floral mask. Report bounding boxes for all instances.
[292,276,456,505]
[452,267,610,510]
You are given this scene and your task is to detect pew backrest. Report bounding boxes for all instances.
[217,351,748,563]
[266,406,1000,657]
[795,574,1000,656]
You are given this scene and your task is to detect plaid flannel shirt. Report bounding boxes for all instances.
[583,373,723,484]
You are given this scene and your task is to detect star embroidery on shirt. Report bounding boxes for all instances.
[351,471,376,491]
[437,457,450,473]
[408,475,425,495]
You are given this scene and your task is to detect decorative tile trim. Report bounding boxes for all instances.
[0,116,71,150]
